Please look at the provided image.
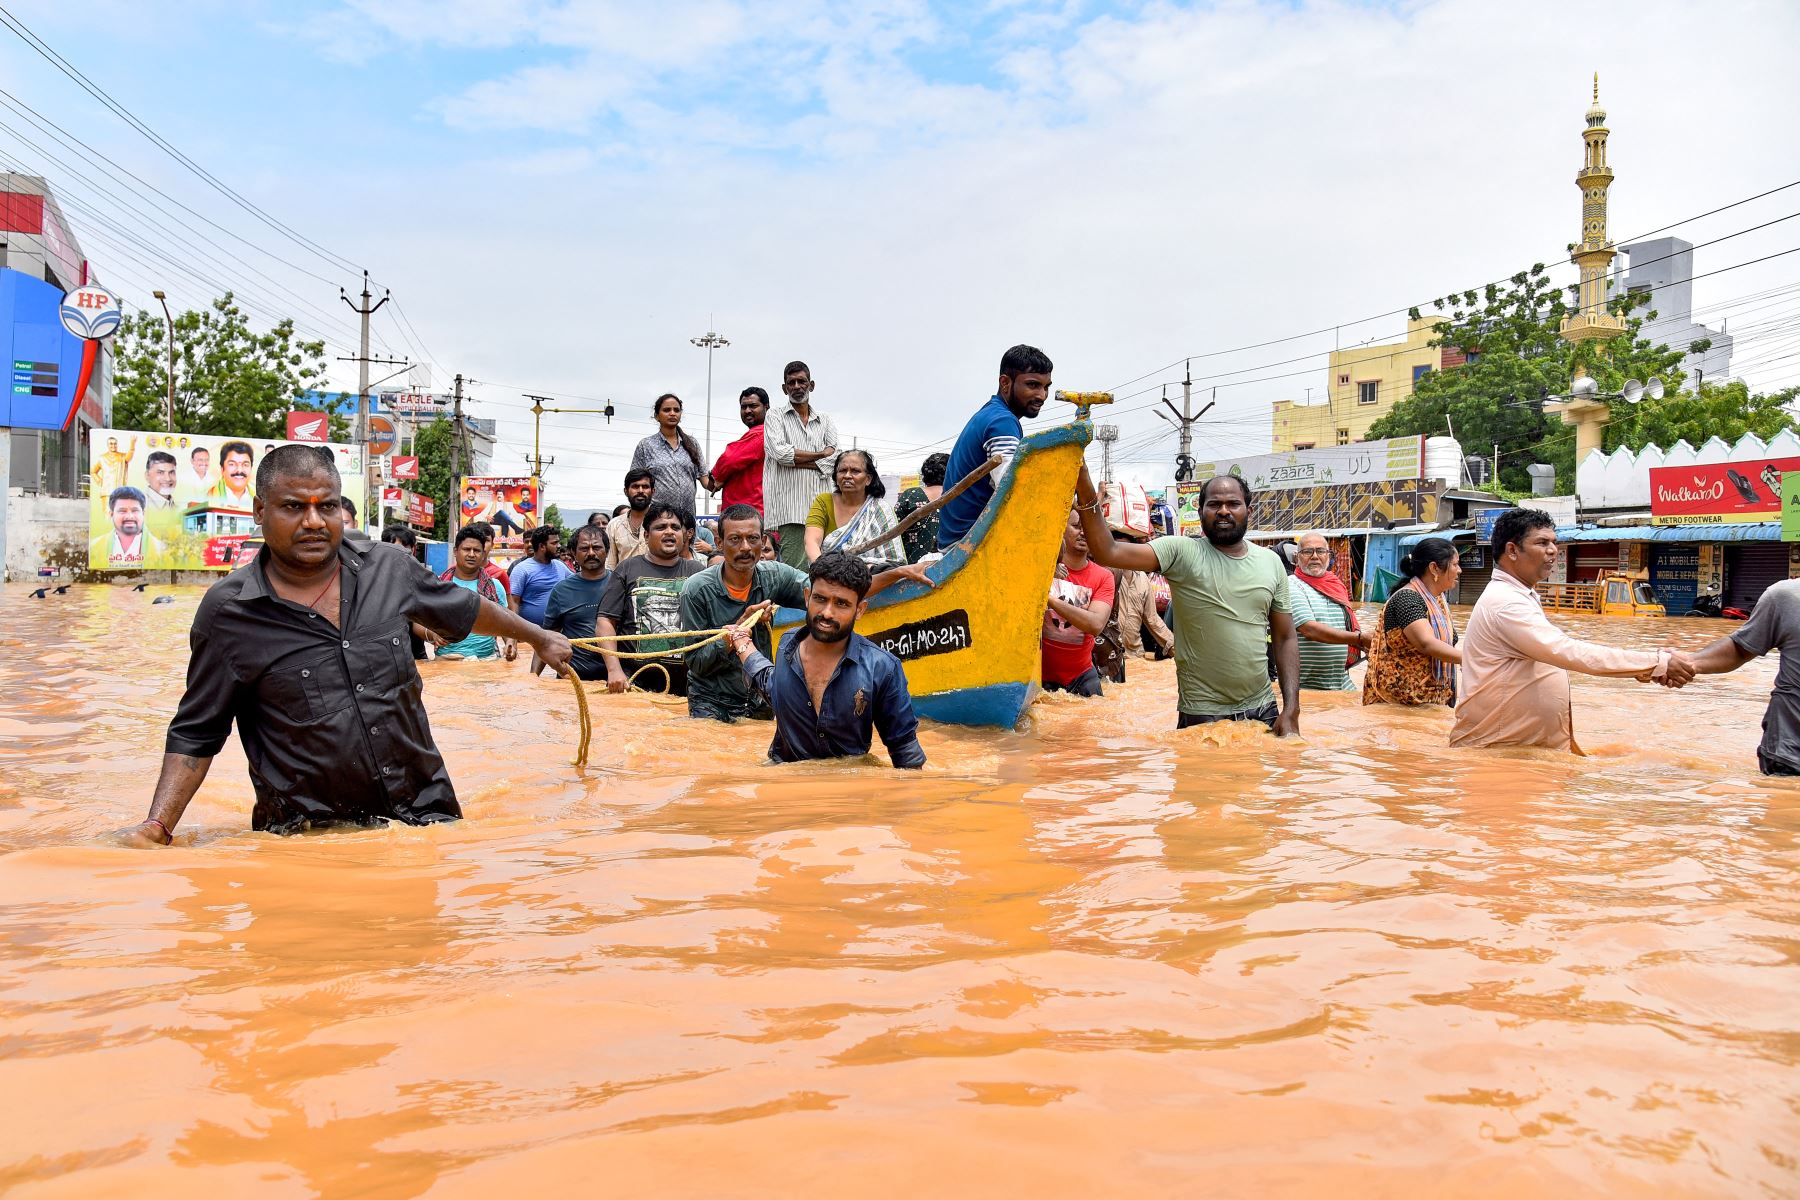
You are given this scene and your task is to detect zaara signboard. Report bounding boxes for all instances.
[1649,455,1800,525]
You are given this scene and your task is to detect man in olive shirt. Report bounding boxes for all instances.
[1073,464,1300,733]
[125,445,573,844]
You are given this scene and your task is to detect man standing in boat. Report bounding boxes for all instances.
[936,344,1053,551]
[1073,465,1303,734]
[123,444,573,844]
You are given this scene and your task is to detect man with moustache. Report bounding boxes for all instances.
[704,386,770,518]
[538,523,611,682]
[763,361,840,568]
[682,504,934,722]
[605,468,658,569]
[937,344,1054,551]
[1451,507,1682,751]
[726,551,926,767]
[122,444,572,844]
[208,441,255,507]
[1073,465,1302,734]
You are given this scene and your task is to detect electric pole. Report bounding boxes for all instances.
[449,373,464,539]
[524,395,559,480]
[339,270,406,495]
[690,321,730,460]
[1158,361,1215,482]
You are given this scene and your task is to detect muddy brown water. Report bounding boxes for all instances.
[0,583,1795,1197]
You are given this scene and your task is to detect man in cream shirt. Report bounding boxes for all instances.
[1452,508,1690,751]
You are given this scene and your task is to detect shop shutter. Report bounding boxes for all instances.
[1452,543,1493,605]
[1567,542,1618,582]
[1725,543,1787,610]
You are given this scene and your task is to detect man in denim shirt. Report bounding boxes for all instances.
[726,552,926,769]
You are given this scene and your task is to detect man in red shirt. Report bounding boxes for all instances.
[1042,508,1116,697]
[705,386,768,517]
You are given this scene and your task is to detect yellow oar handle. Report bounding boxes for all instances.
[1055,390,1114,407]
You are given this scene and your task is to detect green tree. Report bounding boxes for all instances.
[412,416,455,541]
[542,504,567,539]
[1367,263,1682,491]
[1602,377,1798,452]
[111,293,350,439]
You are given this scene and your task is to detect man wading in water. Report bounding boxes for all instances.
[123,445,573,845]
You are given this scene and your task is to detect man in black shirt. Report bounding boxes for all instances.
[125,445,572,844]
[538,523,610,681]
[595,501,704,695]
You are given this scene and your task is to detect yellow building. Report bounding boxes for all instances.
[1270,314,1450,451]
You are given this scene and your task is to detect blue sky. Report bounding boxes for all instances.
[3,0,1798,507]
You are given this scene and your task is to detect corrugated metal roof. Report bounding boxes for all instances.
[1552,523,1781,543]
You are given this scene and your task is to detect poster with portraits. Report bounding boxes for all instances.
[458,475,540,550]
[87,428,367,571]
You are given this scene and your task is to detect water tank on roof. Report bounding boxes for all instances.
[1423,436,1462,486]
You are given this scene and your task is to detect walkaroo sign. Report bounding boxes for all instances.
[1649,455,1800,525]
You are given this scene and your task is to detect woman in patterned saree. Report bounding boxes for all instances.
[804,449,906,570]
[1363,536,1463,707]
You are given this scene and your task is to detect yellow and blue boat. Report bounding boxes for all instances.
[772,418,1091,727]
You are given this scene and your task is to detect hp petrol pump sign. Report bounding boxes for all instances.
[58,286,123,340]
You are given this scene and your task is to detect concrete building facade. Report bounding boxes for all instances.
[1270,314,1451,452]
[1615,236,1734,384]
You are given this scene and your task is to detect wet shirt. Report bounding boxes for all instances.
[679,560,810,720]
[1153,536,1291,715]
[938,396,1022,549]
[1730,578,1800,770]
[1451,569,1660,750]
[597,555,705,656]
[164,538,481,833]
[741,628,926,768]
[509,555,573,625]
[1042,560,1115,686]
[543,572,610,681]
[1287,574,1357,691]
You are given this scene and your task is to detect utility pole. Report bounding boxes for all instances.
[1159,361,1215,482]
[152,290,175,432]
[523,394,560,480]
[339,270,405,495]
[448,374,464,540]
[690,320,730,460]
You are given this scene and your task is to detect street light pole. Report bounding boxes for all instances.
[690,321,730,461]
[152,290,174,432]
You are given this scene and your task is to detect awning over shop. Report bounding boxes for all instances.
[1553,523,1781,543]
[1398,528,1475,547]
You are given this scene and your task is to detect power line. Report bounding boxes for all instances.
[0,6,365,279]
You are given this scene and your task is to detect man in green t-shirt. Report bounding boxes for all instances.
[680,503,936,721]
[1073,463,1300,734]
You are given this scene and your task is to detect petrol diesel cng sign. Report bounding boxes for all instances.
[1649,456,1800,525]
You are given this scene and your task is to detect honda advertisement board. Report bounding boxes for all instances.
[285,410,330,442]
[1649,455,1800,525]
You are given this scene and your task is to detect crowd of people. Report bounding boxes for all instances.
[123,345,1800,845]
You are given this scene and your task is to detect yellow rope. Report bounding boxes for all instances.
[568,608,773,768]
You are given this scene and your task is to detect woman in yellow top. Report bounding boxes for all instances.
[804,449,906,569]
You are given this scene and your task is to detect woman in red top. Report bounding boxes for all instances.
[705,387,769,516]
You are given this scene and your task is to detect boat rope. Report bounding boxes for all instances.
[566,607,773,767]
[842,455,1001,556]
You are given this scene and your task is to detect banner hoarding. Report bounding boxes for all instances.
[1649,455,1800,525]
[1192,436,1427,495]
[459,475,539,549]
[88,428,367,571]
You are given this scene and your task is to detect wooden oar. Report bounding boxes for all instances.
[843,455,1003,556]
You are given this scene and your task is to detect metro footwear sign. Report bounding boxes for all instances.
[1650,455,1800,525]
[286,411,329,442]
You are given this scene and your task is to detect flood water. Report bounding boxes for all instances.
[1,582,1796,1197]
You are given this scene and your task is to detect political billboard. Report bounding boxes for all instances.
[1650,455,1800,525]
[87,428,367,571]
[458,475,540,549]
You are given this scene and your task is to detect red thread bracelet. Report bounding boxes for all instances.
[144,818,172,844]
